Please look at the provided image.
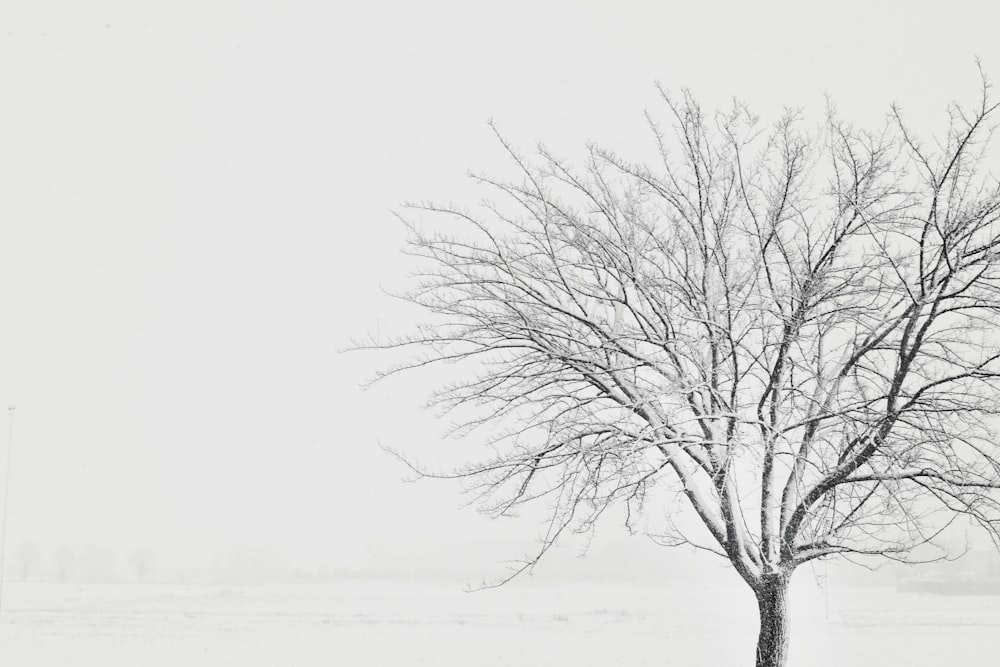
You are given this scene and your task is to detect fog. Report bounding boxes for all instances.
[1,0,999,592]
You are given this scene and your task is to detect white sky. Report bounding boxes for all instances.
[0,0,998,579]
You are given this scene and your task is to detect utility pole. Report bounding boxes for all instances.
[0,405,16,617]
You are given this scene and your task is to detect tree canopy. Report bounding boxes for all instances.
[366,72,1000,667]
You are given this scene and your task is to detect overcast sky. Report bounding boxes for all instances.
[1,0,998,580]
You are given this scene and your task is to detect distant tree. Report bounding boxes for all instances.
[16,541,40,581]
[54,545,74,583]
[129,549,155,583]
[367,72,1000,666]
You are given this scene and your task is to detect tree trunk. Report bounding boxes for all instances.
[755,572,791,667]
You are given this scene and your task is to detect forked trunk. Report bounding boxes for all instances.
[754,572,791,667]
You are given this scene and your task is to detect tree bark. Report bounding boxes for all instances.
[755,572,791,667]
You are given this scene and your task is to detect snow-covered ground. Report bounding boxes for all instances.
[1,579,997,665]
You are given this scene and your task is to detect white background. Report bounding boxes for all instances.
[1,0,998,584]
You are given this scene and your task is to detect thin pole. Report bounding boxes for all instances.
[0,405,16,617]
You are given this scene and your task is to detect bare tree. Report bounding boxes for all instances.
[366,73,1000,667]
[16,541,40,581]
[129,549,155,584]
[54,545,74,583]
